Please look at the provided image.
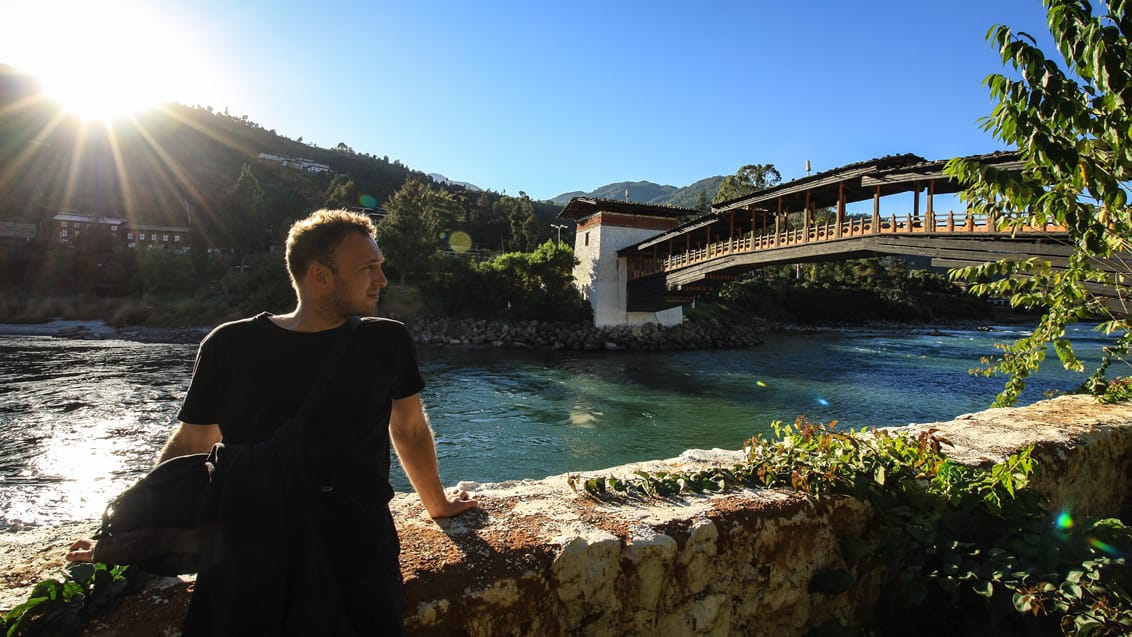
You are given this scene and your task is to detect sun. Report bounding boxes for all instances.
[3,0,210,120]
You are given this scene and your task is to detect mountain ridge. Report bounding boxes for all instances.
[550,175,725,209]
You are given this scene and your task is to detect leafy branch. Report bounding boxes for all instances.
[0,563,132,637]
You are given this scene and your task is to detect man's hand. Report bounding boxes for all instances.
[390,394,480,520]
[428,489,479,519]
[66,538,95,563]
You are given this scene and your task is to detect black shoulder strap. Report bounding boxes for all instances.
[292,316,360,428]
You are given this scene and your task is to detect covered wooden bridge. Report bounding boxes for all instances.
[560,152,1072,325]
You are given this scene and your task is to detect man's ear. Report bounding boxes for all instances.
[306,262,332,288]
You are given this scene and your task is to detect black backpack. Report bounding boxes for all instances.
[92,451,214,576]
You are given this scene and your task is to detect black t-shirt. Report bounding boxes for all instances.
[178,312,425,506]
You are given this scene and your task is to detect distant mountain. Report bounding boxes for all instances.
[550,175,726,209]
[666,176,727,209]
[428,173,481,192]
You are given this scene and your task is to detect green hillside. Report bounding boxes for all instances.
[1,66,427,230]
[550,175,725,209]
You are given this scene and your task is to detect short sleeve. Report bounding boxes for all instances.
[177,330,224,425]
[391,323,425,400]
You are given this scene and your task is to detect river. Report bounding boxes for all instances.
[0,322,1114,529]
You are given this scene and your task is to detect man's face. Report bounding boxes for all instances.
[326,231,387,317]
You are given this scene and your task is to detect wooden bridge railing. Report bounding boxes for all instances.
[628,211,1067,280]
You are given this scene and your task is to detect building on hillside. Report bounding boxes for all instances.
[124,223,191,250]
[51,213,126,245]
[258,152,331,174]
[0,221,37,242]
[50,213,191,251]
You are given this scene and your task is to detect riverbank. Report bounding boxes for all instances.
[0,315,773,350]
[0,309,1040,351]
[0,319,211,345]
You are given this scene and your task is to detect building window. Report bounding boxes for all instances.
[61,221,68,228]
[127,232,133,240]
[61,230,69,238]
[584,232,590,247]
[162,234,169,242]
[174,235,182,242]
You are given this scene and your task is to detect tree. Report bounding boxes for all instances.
[225,163,265,255]
[946,0,1132,405]
[476,241,589,321]
[323,176,359,209]
[376,179,461,283]
[713,163,782,204]
[514,193,540,251]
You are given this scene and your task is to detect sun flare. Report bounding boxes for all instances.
[4,0,210,120]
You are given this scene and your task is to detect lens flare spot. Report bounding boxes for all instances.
[448,231,473,253]
[359,194,377,208]
[1088,536,1125,557]
[755,380,767,388]
[816,398,830,407]
[1055,510,1075,530]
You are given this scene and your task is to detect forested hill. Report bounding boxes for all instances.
[0,62,721,243]
[0,64,567,240]
[550,175,725,209]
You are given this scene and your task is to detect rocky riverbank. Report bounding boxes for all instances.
[406,316,769,350]
[0,316,771,350]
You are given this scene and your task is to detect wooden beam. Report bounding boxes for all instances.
[927,179,935,231]
[872,185,881,234]
[804,191,812,236]
[775,197,783,246]
[836,181,845,238]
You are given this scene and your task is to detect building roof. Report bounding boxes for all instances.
[52,213,127,225]
[711,151,1022,213]
[616,150,1025,258]
[711,153,926,213]
[557,197,699,221]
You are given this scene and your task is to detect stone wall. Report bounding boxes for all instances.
[391,395,1132,636]
[5,395,1132,635]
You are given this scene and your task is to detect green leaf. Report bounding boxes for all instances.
[972,580,995,598]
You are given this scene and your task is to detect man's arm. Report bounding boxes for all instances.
[156,422,221,464]
[389,394,477,519]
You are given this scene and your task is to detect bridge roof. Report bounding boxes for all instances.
[712,151,1020,213]
[557,197,697,221]
[617,150,1023,259]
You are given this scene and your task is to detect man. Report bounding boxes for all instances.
[72,209,476,635]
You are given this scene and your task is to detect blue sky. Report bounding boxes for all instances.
[3,1,1055,201]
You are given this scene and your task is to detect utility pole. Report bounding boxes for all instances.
[551,223,567,245]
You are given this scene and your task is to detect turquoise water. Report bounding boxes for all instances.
[0,323,1116,528]
[415,323,1112,488]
